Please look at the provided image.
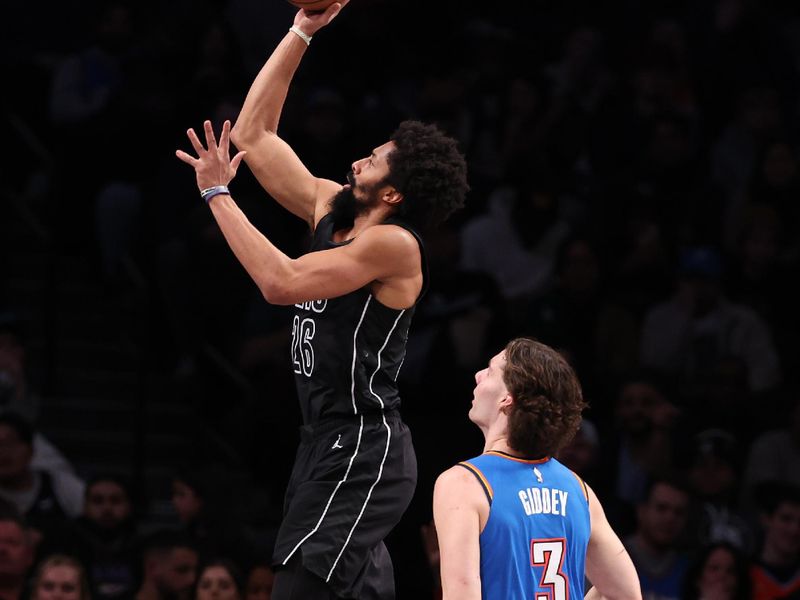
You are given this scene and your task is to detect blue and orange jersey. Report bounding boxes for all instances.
[460,451,591,600]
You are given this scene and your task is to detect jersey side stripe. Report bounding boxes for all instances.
[458,462,493,504]
[327,413,392,581]
[281,415,365,565]
[349,295,373,415]
[368,309,406,409]
[394,354,405,381]
[570,470,589,501]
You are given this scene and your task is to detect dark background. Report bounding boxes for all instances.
[2,0,800,597]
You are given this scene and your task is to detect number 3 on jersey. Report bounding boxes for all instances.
[531,538,568,600]
[292,315,316,376]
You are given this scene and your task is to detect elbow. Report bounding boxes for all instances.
[257,259,300,306]
[230,123,252,151]
[259,281,295,306]
[231,121,276,150]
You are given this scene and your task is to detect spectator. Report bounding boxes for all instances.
[0,314,79,478]
[680,542,752,600]
[594,371,680,532]
[243,564,272,600]
[135,531,198,600]
[724,198,800,385]
[711,86,785,207]
[30,554,91,600]
[170,468,252,568]
[0,414,85,542]
[459,181,569,307]
[0,514,34,600]
[0,314,39,425]
[640,245,782,397]
[624,477,692,600]
[750,482,800,600]
[47,2,146,256]
[686,430,754,553]
[555,417,600,484]
[73,475,139,600]
[741,398,800,515]
[524,234,639,395]
[195,560,243,600]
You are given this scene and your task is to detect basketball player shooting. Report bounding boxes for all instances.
[176,2,469,599]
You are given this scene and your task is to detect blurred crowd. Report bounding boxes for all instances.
[2,0,800,598]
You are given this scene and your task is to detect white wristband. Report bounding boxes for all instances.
[289,25,312,46]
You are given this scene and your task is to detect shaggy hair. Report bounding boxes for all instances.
[385,120,469,230]
[502,338,587,458]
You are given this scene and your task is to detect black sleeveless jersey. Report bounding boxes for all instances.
[290,213,427,424]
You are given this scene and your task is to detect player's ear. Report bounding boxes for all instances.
[382,186,403,206]
[499,393,513,412]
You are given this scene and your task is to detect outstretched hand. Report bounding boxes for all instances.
[176,119,246,191]
[293,0,349,36]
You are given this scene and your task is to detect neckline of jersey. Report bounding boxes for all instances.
[485,450,551,464]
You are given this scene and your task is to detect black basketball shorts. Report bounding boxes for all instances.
[272,410,417,599]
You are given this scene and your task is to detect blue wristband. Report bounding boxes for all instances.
[200,185,230,204]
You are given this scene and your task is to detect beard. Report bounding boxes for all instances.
[328,172,377,229]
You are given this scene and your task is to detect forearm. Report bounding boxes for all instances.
[441,579,481,600]
[585,587,622,600]
[233,31,308,140]
[585,587,602,600]
[208,194,295,303]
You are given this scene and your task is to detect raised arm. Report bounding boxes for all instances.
[584,485,642,600]
[230,2,348,228]
[433,467,485,600]
[177,120,421,307]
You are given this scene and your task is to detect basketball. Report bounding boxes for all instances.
[287,0,339,11]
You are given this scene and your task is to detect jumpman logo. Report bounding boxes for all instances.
[332,434,344,450]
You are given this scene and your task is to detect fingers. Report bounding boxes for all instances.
[204,120,218,151]
[187,127,205,155]
[220,120,231,156]
[175,149,199,166]
[230,150,247,173]
[325,0,347,23]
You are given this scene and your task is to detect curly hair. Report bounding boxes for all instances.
[503,338,587,458]
[385,120,469,230]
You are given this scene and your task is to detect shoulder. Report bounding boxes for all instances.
[750,429,791,451]
[725,302,769,326]
[433,464,489,516]
[356,223,420,249]
[50,471,86,496]
[583,483,607,527]
[435,464,487,499]
[349,224,421,266]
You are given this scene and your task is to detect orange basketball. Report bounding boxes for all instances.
[287,0,339,11]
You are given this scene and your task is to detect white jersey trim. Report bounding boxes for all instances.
[327,412,392,581]
[368,309,405,409]
[349,295,373,415]
[326,314,402,579]
[281,415,365,565]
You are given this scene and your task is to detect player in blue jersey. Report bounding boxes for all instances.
[433,338,642,600]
